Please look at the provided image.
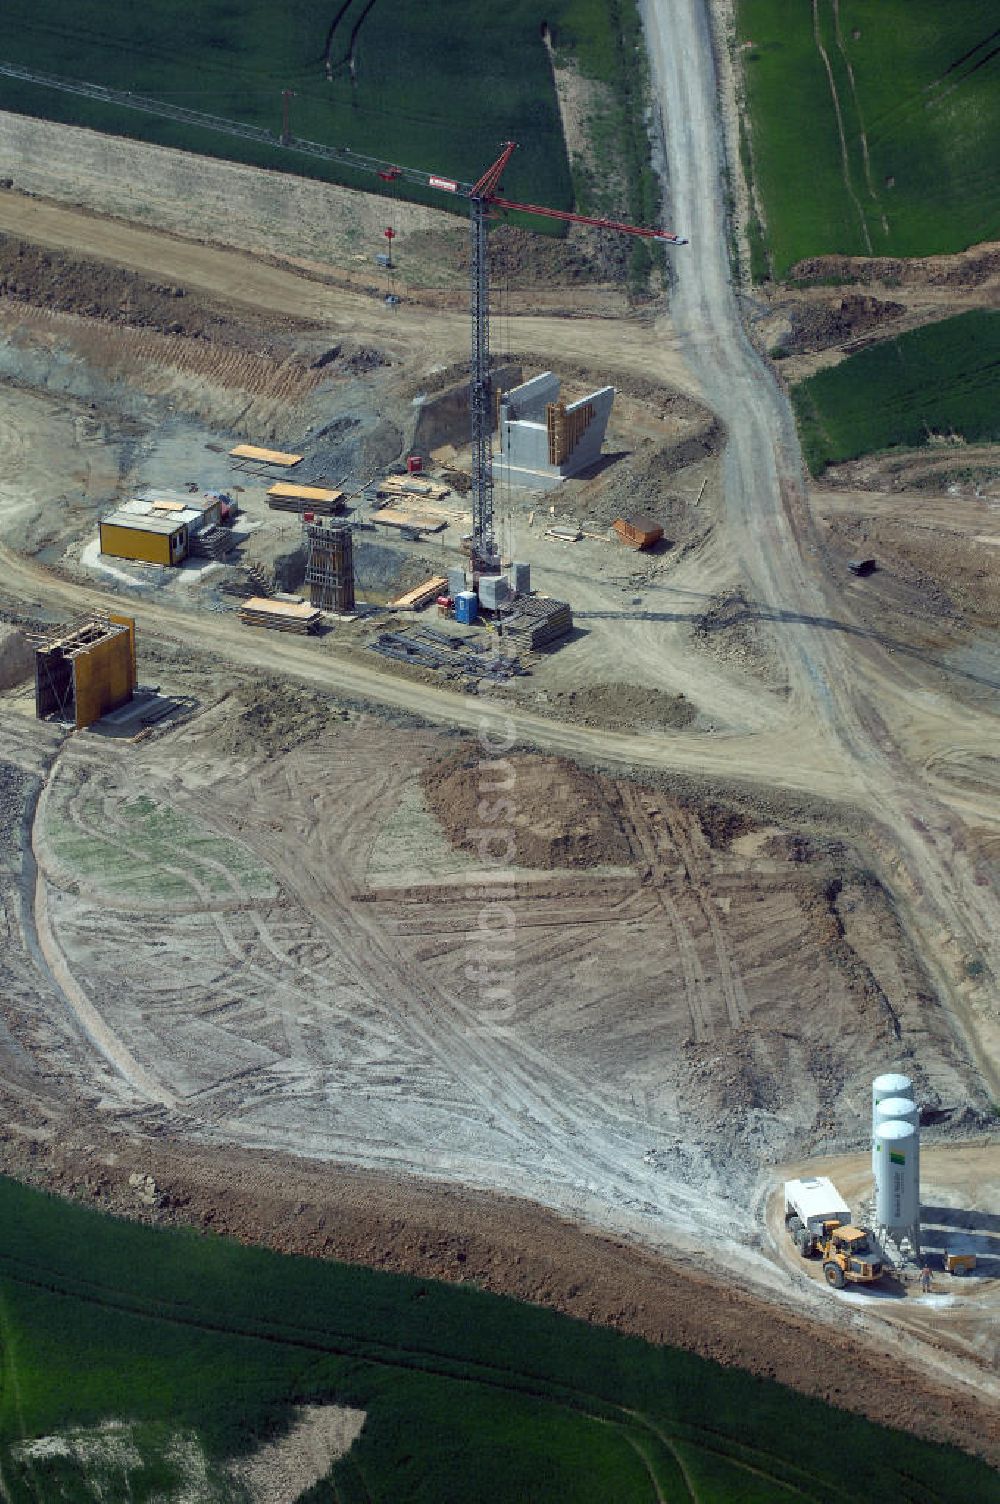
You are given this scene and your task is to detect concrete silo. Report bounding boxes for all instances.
[872,1096,919,1175]
[873,1118,921,1259]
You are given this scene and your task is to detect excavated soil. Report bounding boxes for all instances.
[768,292,906,356]
[422,749,634,869]
[505,682,697,734]
[0,230,314,344]
[789,240,1000,290]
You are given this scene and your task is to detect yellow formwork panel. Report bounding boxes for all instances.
[108,613,137,691]
[73,630,134,730]
[100,522,177,566]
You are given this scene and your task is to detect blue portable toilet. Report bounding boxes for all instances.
[454,590,479,625]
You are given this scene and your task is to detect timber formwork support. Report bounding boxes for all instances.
[305,522,355,613]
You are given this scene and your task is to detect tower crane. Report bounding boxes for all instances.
[0,61,688,572]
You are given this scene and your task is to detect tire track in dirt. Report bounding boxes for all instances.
[659,803,748,1030]
[29,751,176,1108]
[617,782,714,1043]
[180,753,719,1227]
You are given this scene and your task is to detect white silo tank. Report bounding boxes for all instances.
[872,1072,912,1116]
[873,1118,920,1256]
[872,1096,918,1174]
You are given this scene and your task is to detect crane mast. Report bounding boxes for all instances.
[468,192,497,574]
[0,62,687,573]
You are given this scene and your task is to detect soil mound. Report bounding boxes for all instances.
[422,751,633,869]
[0,624,33,690]
[528,683,696,733]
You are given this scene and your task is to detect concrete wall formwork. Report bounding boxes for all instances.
[35,616,137,729]
[73,629,134,729]
[499,373,614,488]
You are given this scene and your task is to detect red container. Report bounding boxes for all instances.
[303,511,315,522]
[407,455,423,474]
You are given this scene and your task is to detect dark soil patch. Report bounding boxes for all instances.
[422,750,633,869]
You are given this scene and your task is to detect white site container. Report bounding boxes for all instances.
[784,1176,851,1236]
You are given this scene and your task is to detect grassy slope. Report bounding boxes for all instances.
[0,1178,997,1502]
[0,0,569,211]
[0,0,656,233]
[738,1,1000,276]
[792,310,1000,474]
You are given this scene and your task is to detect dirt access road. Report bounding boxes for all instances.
[643,0,999,1095]
[0,4,997,1453]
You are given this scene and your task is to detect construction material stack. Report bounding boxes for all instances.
[501,595,572,652]
[239,597,320,635]
[267,482,344,516]
[187,525,235,562]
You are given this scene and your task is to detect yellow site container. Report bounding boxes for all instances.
[100,518,188,566]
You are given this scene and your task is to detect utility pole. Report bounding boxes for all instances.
[281,88,295,146]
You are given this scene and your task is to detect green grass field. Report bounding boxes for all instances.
[0,1177,996,1502]
[0,1,656,236]
[791,310,1000,474]
[737,1,1000,277]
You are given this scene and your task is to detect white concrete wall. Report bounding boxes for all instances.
[560,386,615,477]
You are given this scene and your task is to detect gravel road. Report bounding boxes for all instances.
[643,0,1000,1098]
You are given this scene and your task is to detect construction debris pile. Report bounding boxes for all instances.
[369,626,522,684]
[188,525,235,562]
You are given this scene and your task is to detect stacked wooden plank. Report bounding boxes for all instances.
[372,508,447,534]
[376,474,450,502]
[267,482,344,515]
[388,575,448,611]
[229,444,303,466]
[239,596,320,634]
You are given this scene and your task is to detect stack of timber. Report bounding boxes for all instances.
[229,444,303,470]
[502,596,573,651]
[388,575,449,611]
[267,482,344,515]
[371,508,446,535]
[239,597,320,635]
[376,474,450,502]
[188,525,235,562]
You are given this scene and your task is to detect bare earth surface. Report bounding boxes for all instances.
[0,0,997,1472]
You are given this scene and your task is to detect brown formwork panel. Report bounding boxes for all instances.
[73,630,134,729]
[108,613,137,692]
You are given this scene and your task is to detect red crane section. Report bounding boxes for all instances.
[489,197,687,243]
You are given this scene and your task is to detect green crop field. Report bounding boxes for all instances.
[0,1,657,236]
[737,1,1000,278]
[0,1178,996,1501]
[791,309,1000,474]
